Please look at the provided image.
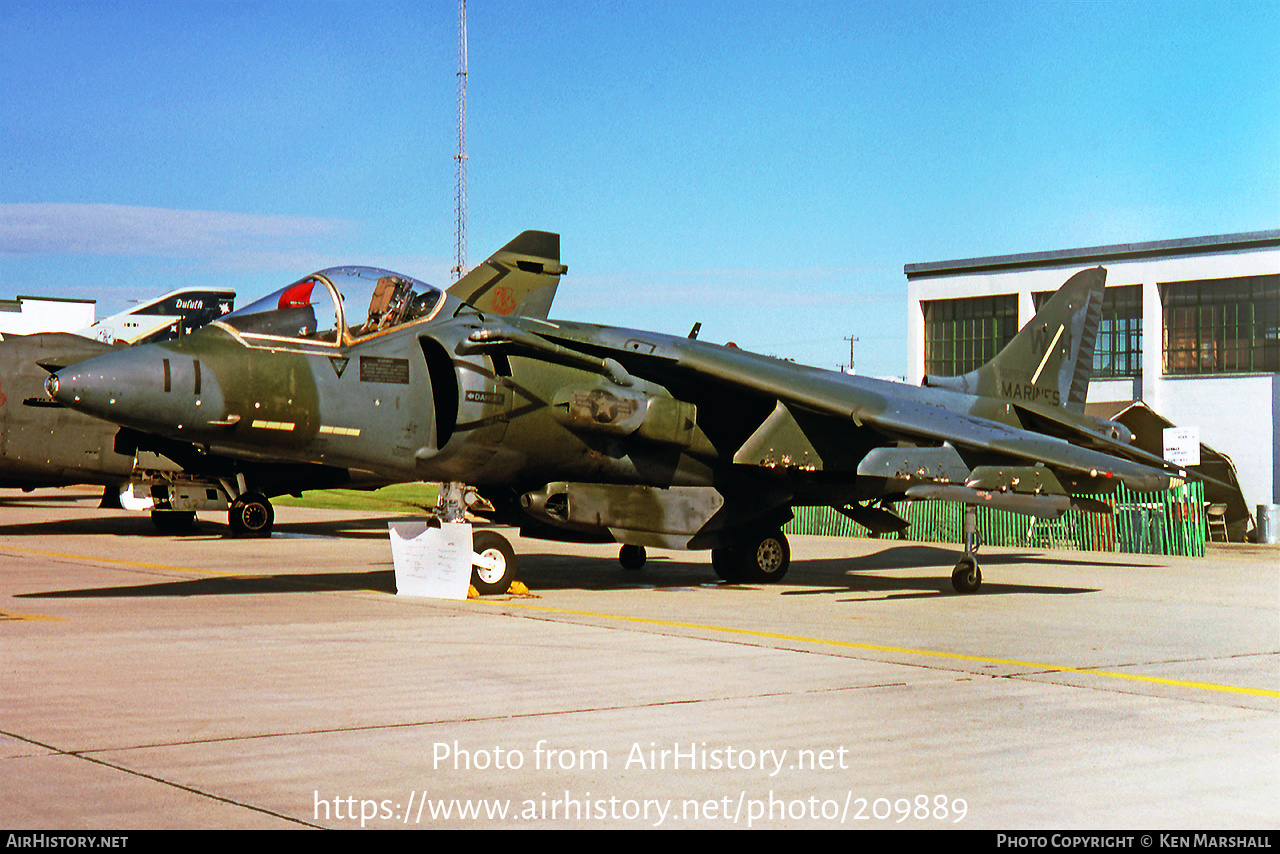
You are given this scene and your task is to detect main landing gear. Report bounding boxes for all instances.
[951,504,982,593]
[229,492,274,538]
[612,530,793,585]
[711,529,791,584]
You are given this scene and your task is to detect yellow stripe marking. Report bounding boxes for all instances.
[1,546,248,578]
[1030,324,1065,385]
[250,420,296,431]
[8,544,1272,699]
[0,546,387,596]
[482,601,1280,700]
[2,611,63,622]
[319,425,362,437]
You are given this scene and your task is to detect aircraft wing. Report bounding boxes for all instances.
[468,318,1188,493]
[664,337,1185,491]
[840,396,1183,491]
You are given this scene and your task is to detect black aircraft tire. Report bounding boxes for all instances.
[711,547,744,582]
[229,493,274,538]
[471,530,516,595]
[736,530,791,583]
[619,544,647,571]
[951,557,982,594]
[151,510,196,532]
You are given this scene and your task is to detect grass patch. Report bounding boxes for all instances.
[274,482,440,513]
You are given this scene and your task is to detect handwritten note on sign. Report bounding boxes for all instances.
[389,520,473,599]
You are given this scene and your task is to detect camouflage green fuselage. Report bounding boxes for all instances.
[0,333,134,488]
[49,266,1184,550]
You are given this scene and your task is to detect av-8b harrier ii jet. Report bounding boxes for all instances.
[46,230,1192,593]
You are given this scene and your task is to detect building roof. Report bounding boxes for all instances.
[904,230,1280,279]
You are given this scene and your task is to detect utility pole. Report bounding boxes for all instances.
[844,336,859,374]
[451,0,468,281]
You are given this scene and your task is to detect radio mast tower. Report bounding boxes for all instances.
[451,0,468,281]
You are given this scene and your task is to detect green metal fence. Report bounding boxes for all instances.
[786,480,1205,557]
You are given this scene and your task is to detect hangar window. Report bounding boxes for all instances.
[1096,285,1144,378]
[1034,284,1143,378]
[1162,274,1280,375]
[923,294,1018,376]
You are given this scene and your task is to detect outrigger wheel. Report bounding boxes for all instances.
[951,504,982,593]
[951,555,982,593]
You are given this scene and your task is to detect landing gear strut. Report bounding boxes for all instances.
[951,505,982,593]
[437,481,518,596]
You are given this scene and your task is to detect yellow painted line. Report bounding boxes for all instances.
[8,543,1272,699]
[0,546,245,578]
[484,601,1280,700]
[0,546,383,594]
[1,611,63,622]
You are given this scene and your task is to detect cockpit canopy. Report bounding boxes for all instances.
[221,267,444,344]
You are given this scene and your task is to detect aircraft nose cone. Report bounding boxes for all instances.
[49,359,118,415]
[50,343,227,440]
[48,345,163,425]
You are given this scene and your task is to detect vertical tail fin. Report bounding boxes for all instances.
[447,230,566,318]
[923,266,1106,411]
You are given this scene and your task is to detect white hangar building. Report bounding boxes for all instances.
[905,230,1280,521]
[0,294,96,335]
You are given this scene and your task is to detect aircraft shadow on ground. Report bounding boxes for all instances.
[16,542,1136,600]
[0,515,407,540]
[19,570,396,599]
[0,492,105,506]
[513,547,1106,598]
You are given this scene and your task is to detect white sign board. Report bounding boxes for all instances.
[389,520,473,600]
[1163,426,1200,468]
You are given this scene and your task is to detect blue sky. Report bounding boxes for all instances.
[2,0,1277,378]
